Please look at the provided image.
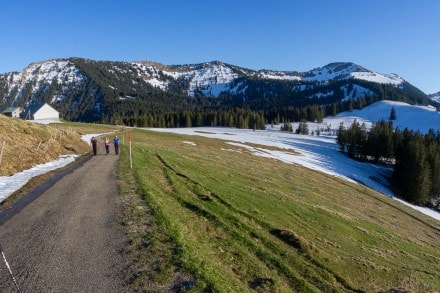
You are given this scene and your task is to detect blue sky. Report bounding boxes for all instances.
[1,0,439,94]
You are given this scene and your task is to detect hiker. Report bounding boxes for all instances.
[104,137,110,155]
[91,136,98,155]
[113,135,120,155]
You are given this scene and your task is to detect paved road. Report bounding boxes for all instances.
[0,143,127,292]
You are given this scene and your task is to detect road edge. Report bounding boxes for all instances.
[0,154,93,225]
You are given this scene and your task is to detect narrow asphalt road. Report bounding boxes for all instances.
[0,141,127,292]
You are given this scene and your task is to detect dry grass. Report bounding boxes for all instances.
[0,116,91,176]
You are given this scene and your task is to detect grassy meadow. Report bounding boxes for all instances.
[2,115,439,292]
[115,128,440,292]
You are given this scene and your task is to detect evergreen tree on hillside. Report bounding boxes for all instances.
[390,106,397,120]
[428,152,440,206]
[425,129,440,205]
[345,120,367,159]
[336,122,347,152]
[393,129,431,204]
[281,122,293,132]
[296,120,309,135]
[367,119,394,161]
[348,99,354,112]
[185,112,192,127]
[332,102,338,116]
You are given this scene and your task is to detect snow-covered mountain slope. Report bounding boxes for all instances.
[428,91,440,103]
[0,59,408,103]
[301,62,404,86]
[132,61,405,96]
[132,61,241,97]
[251,100,439,139]
[1,59,86,104]
[0,58,428,123]
[329,101,440,133]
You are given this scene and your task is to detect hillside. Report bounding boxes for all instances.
[0,115,90,177]
[0,58,431,124]
[150,101,440,218]
[117,128,440,292]
[332,100,440,134]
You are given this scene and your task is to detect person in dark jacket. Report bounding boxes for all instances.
[91,136,98,155]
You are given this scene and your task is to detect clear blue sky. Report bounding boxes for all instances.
[1,0,439,94]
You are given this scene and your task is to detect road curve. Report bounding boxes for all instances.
[0,142,127,292]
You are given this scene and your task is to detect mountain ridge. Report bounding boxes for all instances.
[0,58,406,89]
[0,57,432,123]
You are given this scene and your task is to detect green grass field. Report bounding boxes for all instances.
[116,128,440,292]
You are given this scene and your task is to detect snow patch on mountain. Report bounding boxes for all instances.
[341,84,374,101]
[132,62,169,90]
[183,63,239,97]
[257,70,301,81]
[133,62,239,96]
[428,92,440,103]
[303,63,364,81]
[350,72,403,86]
[25,60,84,84]
[3,59,86,104]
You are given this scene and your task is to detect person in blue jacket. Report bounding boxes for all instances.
[113,136,120,155]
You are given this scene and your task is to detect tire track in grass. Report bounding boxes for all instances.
[156,154,362,292]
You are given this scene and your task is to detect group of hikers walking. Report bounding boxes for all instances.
[90,135,119,156]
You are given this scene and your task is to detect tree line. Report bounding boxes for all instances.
[102,107,267,130]
[337,119,440,207]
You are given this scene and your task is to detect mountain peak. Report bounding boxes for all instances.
[301,62,404,85]
[323,62,367,71]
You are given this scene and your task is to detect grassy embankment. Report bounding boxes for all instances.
[116,128,440,292]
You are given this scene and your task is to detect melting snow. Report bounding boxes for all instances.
[149,126,440,221]
[0,155,78,202]
[0,101,438,221]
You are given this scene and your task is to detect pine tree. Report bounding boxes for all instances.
[367,119,394,161]
[296,120,309,135]
[390,106,397,120]
[336,122,347,152]
[185,112,192,128]
[425,129,440,205]
[348,99,354,112]
[393,132,431,204]
[332,102,337,116]
[281,122,293,132]
[345,120,367,158]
